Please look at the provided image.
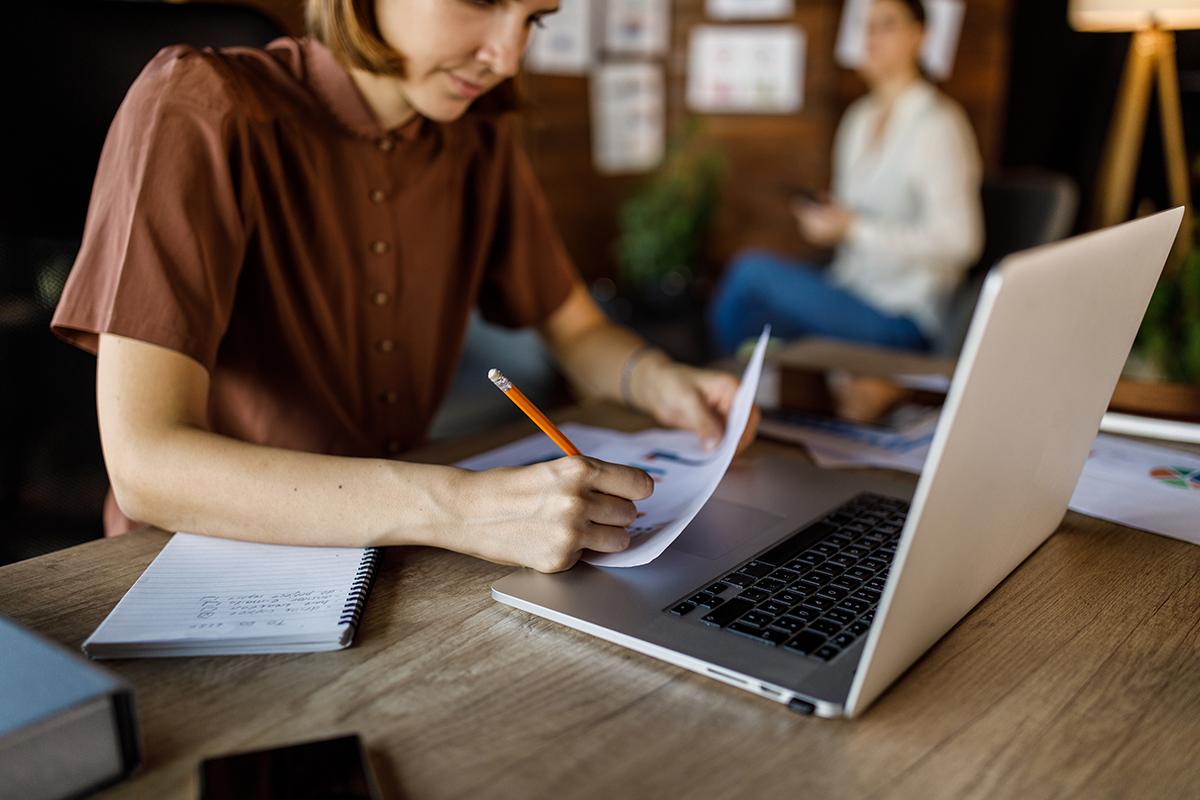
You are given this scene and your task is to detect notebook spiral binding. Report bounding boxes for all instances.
[338,547,382,630]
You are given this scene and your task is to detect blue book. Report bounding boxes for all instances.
[0,615,141,799]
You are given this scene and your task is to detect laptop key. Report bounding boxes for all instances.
[728,623,789,646]
[795,577,825,593]
[812,645,842,662]
[770,616,805,634]
[812,542,839,556]
[832,632,857,648]
[670,602,696,616]
[828,554,859,568]
[738,588,772,603]
[802,595,836,612]
[796,552,825,567]
[757,521,837,566]
[787,607,820,623]
[818,585,849,601]
[769,568,801,584]
[810,619,842,636]
[832,576,862,591]
[724,572,757,588]
[701,598,754,628]
[867,577,887,591]
[740,610,775,628]
[847,567,874,581]
[740,561,774,578]
[688,592,720,608]
[775,590,806,606]
[760,599,792,617]
[706,582,732,595]
[824,608,855,625]
[848,621,870,635]
[783,630,826,655]
[754,578,787,594]
[840,597,870,614]
[844,545,872,560]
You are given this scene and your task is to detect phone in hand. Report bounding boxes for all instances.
[199,734,383,800]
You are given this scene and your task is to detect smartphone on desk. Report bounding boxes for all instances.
[199,734,383,800]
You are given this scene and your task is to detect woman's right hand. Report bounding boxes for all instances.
[441,457,655,573]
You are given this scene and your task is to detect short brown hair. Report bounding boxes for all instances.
[306,0,405,76]
[305,0,519,112]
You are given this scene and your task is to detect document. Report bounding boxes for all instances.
[686,24,805,114]
[706,0,794,21]
[525,0,593,75]
[591,62,665,174]
[605,0,670,56]
[1069,434,1200,546]
[457,327,770,567]
[757,405,938,474]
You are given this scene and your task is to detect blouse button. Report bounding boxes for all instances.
[369,189,386,203]
[381,390,400,404]
[371,240,391,255]
[377,138,394,152]
[384,438,403,454]
[371,291,390,306]
[377,339,395,353]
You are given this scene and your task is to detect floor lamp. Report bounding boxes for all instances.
[1071,0,1200,270]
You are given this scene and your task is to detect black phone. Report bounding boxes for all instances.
[198,734,383,800]
[785,186,819,205]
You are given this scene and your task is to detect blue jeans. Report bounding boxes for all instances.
[707,250,929,355]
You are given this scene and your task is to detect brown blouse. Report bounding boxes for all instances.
[52,38,577,532]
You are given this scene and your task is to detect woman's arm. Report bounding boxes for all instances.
[538,284,759,452]
[97,333,651,572]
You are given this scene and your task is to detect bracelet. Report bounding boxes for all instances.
[619,344,660,408]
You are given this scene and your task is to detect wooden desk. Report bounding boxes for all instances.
[3,404,1200,799]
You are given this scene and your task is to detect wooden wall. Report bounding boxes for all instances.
[200,0,1013,284]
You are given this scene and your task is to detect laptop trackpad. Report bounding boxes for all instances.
[669,498,785,560]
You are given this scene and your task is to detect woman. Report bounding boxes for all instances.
[51,0,755,573]
[708,0,983,356]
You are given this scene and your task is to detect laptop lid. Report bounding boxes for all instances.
[844,208,1183,717]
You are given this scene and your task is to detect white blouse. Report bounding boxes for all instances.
[828,80,984,337]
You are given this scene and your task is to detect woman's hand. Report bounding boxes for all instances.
[629,351,760,454]
[793,199,854,248]
[443,457,655,573]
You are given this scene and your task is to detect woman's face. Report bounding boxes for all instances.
[860,0,924,86]
[374,0,558,121]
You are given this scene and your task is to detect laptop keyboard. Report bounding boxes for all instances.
[666,493,906,663]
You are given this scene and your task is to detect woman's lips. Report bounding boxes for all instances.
[447,73,487,99]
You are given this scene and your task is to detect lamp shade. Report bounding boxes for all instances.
[1069,0,1200,31]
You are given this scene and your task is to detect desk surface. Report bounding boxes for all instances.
[3,404,1200,800]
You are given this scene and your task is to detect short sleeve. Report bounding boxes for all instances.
[51,46,249,370]
[475,118,578,329]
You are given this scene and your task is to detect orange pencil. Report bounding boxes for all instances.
[488,369,583,456]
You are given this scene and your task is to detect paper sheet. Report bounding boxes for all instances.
[687,25,805,114]
[1068,435,1200,545]
[706,0,794,21]
[525,0,593,75]
[835,0,964,81]
[757,406,938,474]
[591,62,665,174]
[456,327,771,567]
[605,0,670,56]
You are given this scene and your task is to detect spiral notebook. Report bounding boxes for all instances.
[82,533,381,658]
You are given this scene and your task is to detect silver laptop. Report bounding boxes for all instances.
[493,209,1182,718]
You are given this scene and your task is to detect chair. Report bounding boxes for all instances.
[0,1,283,564]
[935,171,1079,355]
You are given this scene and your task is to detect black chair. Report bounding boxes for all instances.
[935,171,1079,355]
[0,1,283,565]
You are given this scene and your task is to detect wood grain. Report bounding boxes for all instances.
[3,404,1200,799]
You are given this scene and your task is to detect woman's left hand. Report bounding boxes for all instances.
[630,351,760,455]
[793,200,854,248]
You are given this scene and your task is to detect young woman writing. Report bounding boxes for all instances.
[52,0,756,573]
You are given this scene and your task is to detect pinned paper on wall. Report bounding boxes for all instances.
[705,0,795,21]
[591,62,665,174]
[525,0,593,75]
[605,0,671,55]
[687,25,805,114]
[835,0,965,81]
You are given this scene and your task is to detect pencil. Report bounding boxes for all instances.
[488,369,583,456]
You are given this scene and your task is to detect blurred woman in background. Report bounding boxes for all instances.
[708,0,983,356]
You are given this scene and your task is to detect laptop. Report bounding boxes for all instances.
[492,209,1183,718]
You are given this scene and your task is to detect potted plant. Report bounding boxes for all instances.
[614,121,725,312]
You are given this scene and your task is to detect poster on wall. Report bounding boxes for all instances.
[605,0,671,56]
[835,0,965,82]
[591,62,665,174]
[686,25,805,114]
[705,0,795,21]
[525,0,593,75]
